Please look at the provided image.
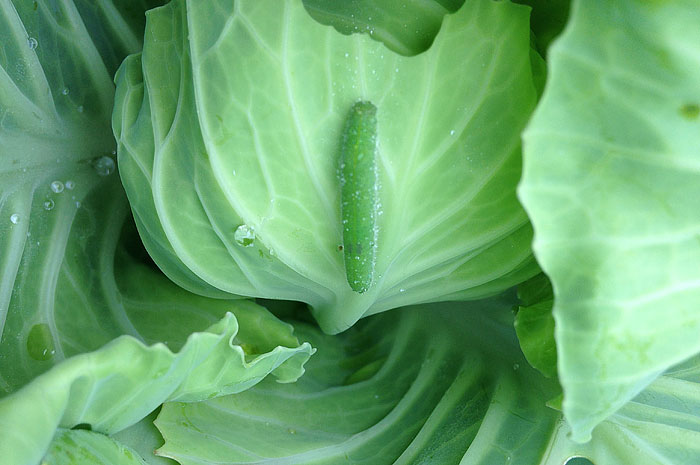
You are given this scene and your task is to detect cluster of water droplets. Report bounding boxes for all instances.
[10,152,116,224]
[44,180,66,211]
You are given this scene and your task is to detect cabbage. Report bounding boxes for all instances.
[114,0,540,334]
[2,0,700,464]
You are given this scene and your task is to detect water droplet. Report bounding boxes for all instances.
[43,199,54,210]
[50,180,64,193]
[287,428,296,435]
[27,37,38,50]
[344,52,349,58]
[512,363,520,370]
[77,105,84,113]
[75,201,81,208]
[27,323,55,361]
[61,87,69,96]
[232,169,236,176]
[65,180,75,190]
[399,288,405,293]
[564,457,595,465]
[10,213,20,224]
[269,248,275,257]
[450,129,456,136]
[234,224,255,247]
[93,156,115,176]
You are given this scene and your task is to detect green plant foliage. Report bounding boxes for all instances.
[114,0,540,334]
[155,299,700,465]
[3,0,700,463]
[519,0,700,441]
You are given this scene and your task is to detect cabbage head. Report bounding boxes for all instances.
[113,0,540,333]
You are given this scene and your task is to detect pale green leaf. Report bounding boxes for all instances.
[0,309,312,465]
[156,298,700,465]
[115,0,540,334]
[155,299,562,465]
[519,0,700,441]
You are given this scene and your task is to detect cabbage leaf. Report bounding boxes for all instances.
[114,0,540,334]
[519,0,700,441]
[156,299,700,465]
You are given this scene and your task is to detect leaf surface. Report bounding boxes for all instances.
[116,0,540,333]
[519,0,700,441]
[156,298,700,465]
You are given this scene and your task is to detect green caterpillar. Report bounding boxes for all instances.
[340,101,379,293]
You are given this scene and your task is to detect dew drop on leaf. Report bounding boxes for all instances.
[234,224,255,247]
[26,323,55,361]
[564,458,595,465]
[43,199,54,210]
[65,180,75,190]
[93,156,115,176]
[10,213,19,224]
[27,37,38,50]
[50,180,64,193]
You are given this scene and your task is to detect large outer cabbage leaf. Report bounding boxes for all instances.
[114,0,540,334]
[155,299,700,465]
[519,0,700,441]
